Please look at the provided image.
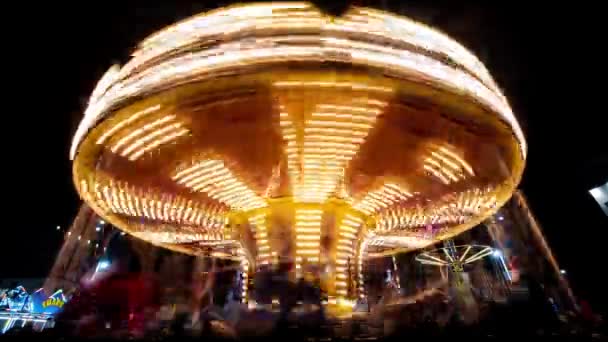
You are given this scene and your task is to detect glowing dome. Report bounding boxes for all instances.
[70,3,525,302]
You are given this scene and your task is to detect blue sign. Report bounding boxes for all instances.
[31,289,67,315]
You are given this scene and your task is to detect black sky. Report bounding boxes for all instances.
[4,0,607,312]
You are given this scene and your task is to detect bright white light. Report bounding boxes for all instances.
[589,182,608,216]
[70,4,526,161]
[498,216,504,221]
[95,227,101,232]
[560,269,566,275]
[97,260,111,271]
[492,249,502,258]
[56,225,60,230]
[99,220,106,225]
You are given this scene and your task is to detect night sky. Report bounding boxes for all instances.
[4,1,607,313]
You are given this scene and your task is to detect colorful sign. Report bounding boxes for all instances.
[30,289,67,315]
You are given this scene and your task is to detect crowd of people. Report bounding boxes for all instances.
[1,240,604,340]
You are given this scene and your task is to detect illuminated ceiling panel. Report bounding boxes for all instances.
[353,183,412,215]
[423,144,475,185]
[172,159,267,211]
[279,96,387,203]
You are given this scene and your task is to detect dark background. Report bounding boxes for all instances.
[3,0,606,313]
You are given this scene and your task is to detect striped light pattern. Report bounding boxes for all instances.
[367,235,434,250]
[92,180,224,228]
[280,96,387,203]
[71,3,525,161]
[129,128,189,161]
[353,183,412,215]
[294,209,322,275]
[278,104,299,198]
[172,160,267,211]
[248,213,271,265]
[274,81,393,94]
[377,187,496,231]
[131,231,227,244]
[335,214,363,295]
[416,245,495,267]
[96,104,161,144]
[129,5,498,95]
[108,114,189,161]
[69,3,528,305]
[423,144,475,185]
